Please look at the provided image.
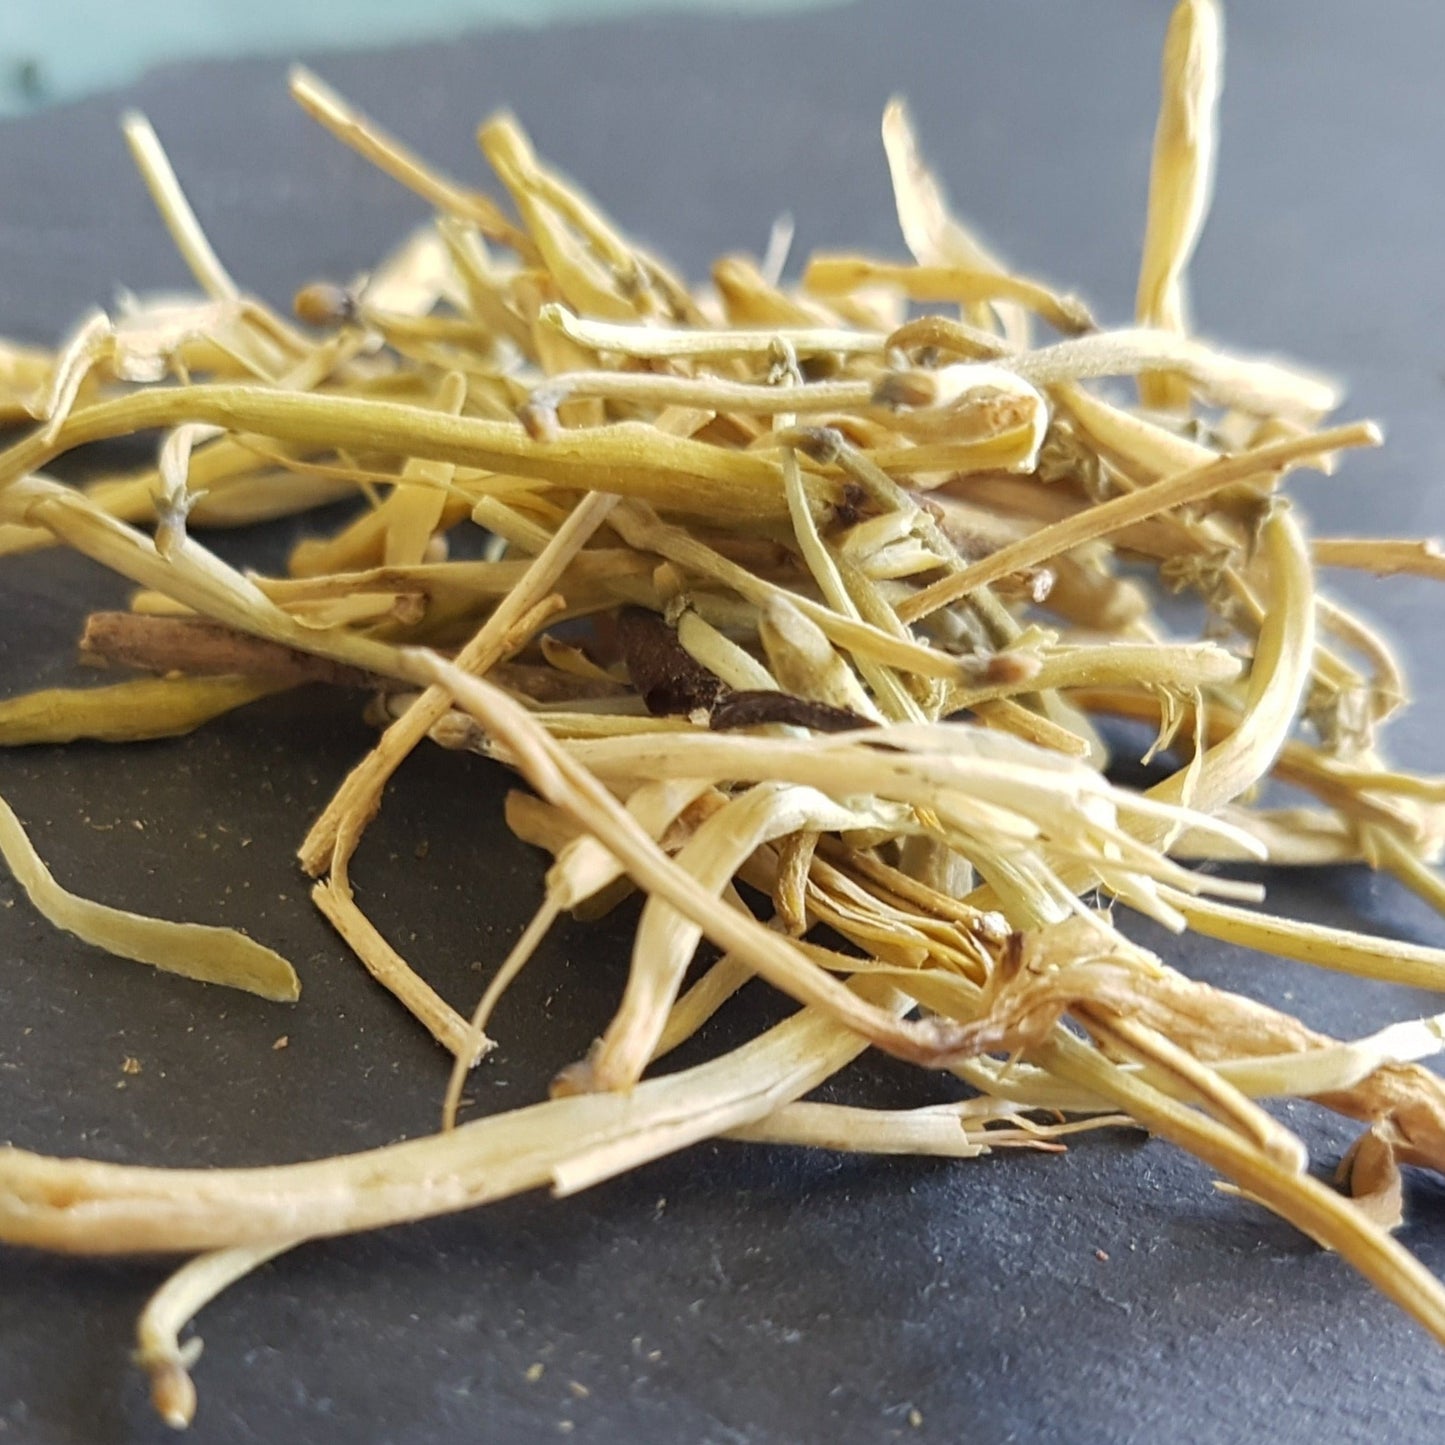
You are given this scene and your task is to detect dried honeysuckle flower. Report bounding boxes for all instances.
[0,11,1444,1429]
[1136,0,1224,410]
[0,794,298,1000]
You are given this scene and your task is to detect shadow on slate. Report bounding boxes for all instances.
[2,1,1445,1442]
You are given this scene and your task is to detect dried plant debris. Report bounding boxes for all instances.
[1,1,1444,1427]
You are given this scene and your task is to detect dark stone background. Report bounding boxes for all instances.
[1,2,1443,1440]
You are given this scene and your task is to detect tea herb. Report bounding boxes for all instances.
[2,2,1445,1429]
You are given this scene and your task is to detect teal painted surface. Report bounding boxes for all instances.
[0,0,839,115]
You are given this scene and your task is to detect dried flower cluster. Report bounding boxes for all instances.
[2,0,1445,1428]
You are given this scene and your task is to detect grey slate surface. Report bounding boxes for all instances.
[1,2,1444,1441]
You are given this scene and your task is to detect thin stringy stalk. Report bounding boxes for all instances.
[2,4,1445,1429]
